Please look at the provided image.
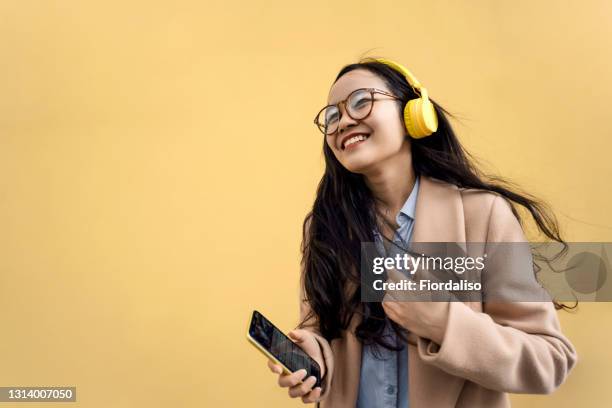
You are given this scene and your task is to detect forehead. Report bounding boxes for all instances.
[327,69,389,105]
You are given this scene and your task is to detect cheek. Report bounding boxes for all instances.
[325,136,337,152]
[371,123,406,147]
[371,109,406,139]
[324,136,344,161]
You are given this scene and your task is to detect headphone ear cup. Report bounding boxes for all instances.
[403,100,419,138]
[404,98,438,139]
[421,99,439,135]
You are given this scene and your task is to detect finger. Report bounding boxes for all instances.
[383,283,404,302]
[279,368,308,388]
[382,302,396,320]
[382,292,395,303]
[288,375,317,398]
[390,281,420,302]
[301,387,322,404]
[267,359,282,374]
[288,329,306,343]
[381,300,400,324]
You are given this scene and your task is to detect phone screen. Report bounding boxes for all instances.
[249,310,321,387]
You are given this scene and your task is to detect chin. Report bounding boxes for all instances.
[341,157,377,174]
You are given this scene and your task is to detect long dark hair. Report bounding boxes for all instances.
[299,58,571,351]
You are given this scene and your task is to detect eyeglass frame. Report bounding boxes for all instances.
[313,87,403,135]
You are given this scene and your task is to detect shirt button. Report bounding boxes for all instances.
[386,385,395,395]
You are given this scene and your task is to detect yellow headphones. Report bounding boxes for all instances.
[372,58,438,139]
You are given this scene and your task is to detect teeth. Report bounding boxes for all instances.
[344,134,368,148]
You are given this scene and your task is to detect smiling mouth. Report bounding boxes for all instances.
[342,134,370,150]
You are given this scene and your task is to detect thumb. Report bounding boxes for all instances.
[288,329,305,343]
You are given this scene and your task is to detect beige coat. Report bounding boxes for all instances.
[298,175,577,408]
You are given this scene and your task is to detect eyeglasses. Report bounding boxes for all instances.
[314,88,402,135]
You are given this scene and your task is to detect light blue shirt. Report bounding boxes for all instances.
[356,175,419,408]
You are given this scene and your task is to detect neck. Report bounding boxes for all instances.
[363,142,416,221]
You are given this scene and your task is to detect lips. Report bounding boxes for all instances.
[340,132,370,150]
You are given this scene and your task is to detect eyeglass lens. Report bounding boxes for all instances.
[318,89,374,135]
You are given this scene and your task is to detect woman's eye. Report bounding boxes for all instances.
[353,97,371,108]
[326,114,339,124]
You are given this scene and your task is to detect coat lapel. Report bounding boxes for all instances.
[327,175,467,408]
[412,175,466,244]
[406,176,469,407]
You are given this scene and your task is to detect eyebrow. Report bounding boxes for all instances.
[327,87,383,106]
[326,97,340,106]
[327,88,355,106]
[327,92,351,106]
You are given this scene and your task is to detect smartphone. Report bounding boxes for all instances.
[247,310,322,388]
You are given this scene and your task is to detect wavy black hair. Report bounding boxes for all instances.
[299,58,572,352]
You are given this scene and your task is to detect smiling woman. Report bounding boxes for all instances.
[266,57,578,407]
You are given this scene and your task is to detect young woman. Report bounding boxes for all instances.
[267,57,578,407]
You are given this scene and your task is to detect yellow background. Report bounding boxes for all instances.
[1,1,610,406]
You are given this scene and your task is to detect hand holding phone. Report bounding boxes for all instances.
[268,329,326,376]
[268,330,325,403]
[247,310,325,403]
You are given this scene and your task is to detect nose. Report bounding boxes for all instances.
[336,102,358,136]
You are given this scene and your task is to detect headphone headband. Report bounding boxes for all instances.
[362,57,438,138]
[373,57,422,90]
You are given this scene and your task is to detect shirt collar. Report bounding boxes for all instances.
[398,175,419,222]
[372,175,420,237]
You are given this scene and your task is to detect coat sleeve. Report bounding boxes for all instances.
[295,218,335,399]
[416,194,578,394]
